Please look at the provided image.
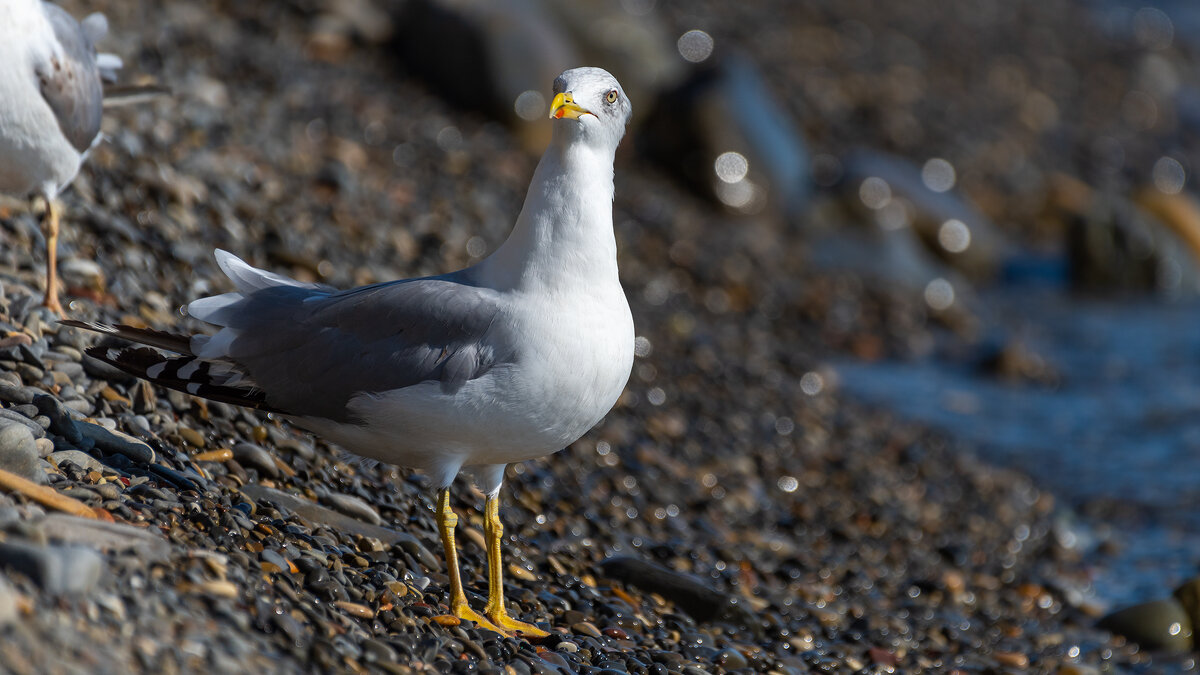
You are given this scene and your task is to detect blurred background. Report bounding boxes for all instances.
[7,0,1200,616]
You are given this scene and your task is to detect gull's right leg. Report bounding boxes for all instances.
[433,487,507,635]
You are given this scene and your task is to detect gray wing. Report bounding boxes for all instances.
[215,276,510,422]
[37,3,105,153]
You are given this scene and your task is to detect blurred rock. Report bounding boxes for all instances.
[390,0,576,130]
[598,556,757,628]
[35,514,170,563]
[390,0,681,152]
[1097,597,1193,652]
[1046,175,1200,296]
[837,151,1012,280]
[0,573,15,628]
[0,540,104,595]
[641,53,811,218]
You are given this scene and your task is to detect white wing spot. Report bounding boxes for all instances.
[146,362,166,379]
[186,383,202,394]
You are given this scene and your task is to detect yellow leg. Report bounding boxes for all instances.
[433,487,506,634]
[483,493,549,637]
[39,198,64,316]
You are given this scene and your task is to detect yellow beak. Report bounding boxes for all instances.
[549,92,589,120]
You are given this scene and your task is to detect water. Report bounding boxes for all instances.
[833,290,1200,605]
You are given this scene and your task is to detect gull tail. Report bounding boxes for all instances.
[60,320,279,413]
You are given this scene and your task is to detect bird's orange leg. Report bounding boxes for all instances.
[433,487,507,634]
[38,198,64,316]
[483,493,548,637]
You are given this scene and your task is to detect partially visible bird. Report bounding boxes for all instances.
[66,66,635,637]
[0,0,123,315]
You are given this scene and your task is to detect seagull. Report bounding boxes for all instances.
[65,67,635,637]
[0,0,122,316]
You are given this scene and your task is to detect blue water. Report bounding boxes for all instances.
[833,291,1200,605]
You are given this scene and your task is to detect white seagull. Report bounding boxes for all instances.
[0,0,123,316]
[67,67,635,637]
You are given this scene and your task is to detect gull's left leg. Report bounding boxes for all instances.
[38,197,64,316]
[482,491,549,637]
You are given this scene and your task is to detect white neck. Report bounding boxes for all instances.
[473,133,619,293]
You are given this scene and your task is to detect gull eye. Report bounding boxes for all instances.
[606,89,619,104]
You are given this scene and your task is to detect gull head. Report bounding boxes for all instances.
[548,67,632,151]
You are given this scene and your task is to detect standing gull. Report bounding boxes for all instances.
[0,0,122,315]
[66,67,635,636]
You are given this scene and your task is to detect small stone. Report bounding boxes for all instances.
[76,423,155,464]
[32,395,81,444]
[0,423,42,483]
[334,600,375,618]
[98,386,131,406]
[275,438,315,460]
[233,442,279,478]
[33,438,53,458]
[194,448,234,462]
[599,556,755,625]
[993,651,1029,668]
[0,540,104,593]
[714,648,748,669]
[1098,598,1193,653]
[0,409,45,439]
[325,493,382,525]
[47,450,108,474]
[0,383,34,405]
[191,580,239,598]
[571,621,602,638]
[178,427,205,449]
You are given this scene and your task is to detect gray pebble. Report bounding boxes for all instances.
[33,395,81,444]
[0,423,43,484]
[233,442,279,478]
[15,363,43,382]
[8,404,38,419]
[0,382,31,405]
[76,423,155,464]
[33,438,53,458]
[92,482,121,501]
[0,540,104,594]
[50,361,84,379]
[0,409,44,439]
[47,450,108,473]
[59,487,101,503]
[62,399,93,415]
[326,492,383,525]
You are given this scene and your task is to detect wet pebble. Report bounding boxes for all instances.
[233,442,279,478]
